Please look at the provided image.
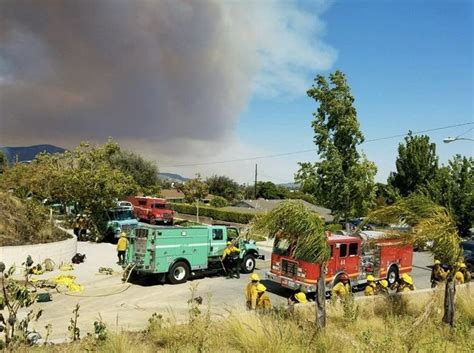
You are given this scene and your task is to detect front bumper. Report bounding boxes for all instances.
[265,271,317,292]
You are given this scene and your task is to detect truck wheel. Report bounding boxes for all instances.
[241,254,256,274]
[105,228,115,243]
[168,261,189,284]
[387,266,399,286]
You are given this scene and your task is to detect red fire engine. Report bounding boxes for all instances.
[266,231,413,292]
[127,196,174,225]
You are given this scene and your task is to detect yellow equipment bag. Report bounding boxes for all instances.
[59,264,74,271]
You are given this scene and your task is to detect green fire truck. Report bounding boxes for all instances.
[125,224,264,284]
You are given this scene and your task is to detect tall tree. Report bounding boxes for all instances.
[388,132,438,196]
[206,175,240,201]
[176,174,209,222]
[374,182,400,207]
[367,195,462,326]
[110,149,161,195]
[256,181,288,199]
[295,70,377,219]
[252,201,329,329]
[428,155,473,237]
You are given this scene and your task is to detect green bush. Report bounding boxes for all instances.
[210,196,228,208]
[171,203,254,224]
[325,223,343,233]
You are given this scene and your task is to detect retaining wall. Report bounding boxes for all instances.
[0,236,77,268]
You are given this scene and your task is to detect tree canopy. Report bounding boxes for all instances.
[428,155,473,237]
[252,200,329,263]
[206,175,240,201]
[296,70,377,219]
[388,132,438,197]
[367,194,461,265]
[0,140,139,234]
[176,174,209,203]
[109,149,161,195]
[0,150,7,174]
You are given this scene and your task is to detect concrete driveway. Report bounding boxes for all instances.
[29,241,434,341]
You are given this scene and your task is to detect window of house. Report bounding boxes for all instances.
[339,244,347,257]
[349,243,358,256]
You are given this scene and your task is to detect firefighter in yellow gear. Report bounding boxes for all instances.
[256,283,272,310]
[364,275,376,296]
[458,262,471,283]
[288,291,308,305]
[376,279,389,295]
[332,274,351,298]
[396,273,415,292]
[245,273,259,310]
[116,232,128,265]
[431,260,448,288]
[454,270,464,284]
[222,241,241,279]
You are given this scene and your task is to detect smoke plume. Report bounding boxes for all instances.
[0,0,336,178]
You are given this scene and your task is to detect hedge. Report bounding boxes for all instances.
[171,203,255,224]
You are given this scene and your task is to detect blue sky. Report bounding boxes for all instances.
[237,0,473,183]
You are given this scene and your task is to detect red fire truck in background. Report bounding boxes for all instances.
[266,231,413,292]
[127,196,174,225]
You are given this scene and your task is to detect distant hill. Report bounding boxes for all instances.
[159,172,189,183]
[0,144,66,164]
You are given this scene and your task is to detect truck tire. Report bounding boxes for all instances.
[387,265,399,286]
[241,254,256,274]
[168,261,190,284]
[105,228,115,244]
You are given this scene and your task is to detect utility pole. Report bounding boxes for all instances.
[254,163,258,200]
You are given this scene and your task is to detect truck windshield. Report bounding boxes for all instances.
[273,238,293,256]
[108,210,135,220]
[151,203,168,209]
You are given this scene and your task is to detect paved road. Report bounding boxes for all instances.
[29,241,434,341]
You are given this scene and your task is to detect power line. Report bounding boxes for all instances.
[456,127,474,138]
[161,121,473,168]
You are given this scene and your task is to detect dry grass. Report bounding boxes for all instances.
[19,286,473,353]
[0,192,70,246]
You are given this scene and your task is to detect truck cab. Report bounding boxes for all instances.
[105,206,139,242]
[128,196,174,225]
[126,224,263,284]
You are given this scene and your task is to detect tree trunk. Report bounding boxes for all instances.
[442,277,456,326]
[316,265,326,330]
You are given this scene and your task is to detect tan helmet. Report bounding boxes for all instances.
[434,260,441,265]
[379,280,389,288]
[120,232,127,238]
[367,275,375,282]
[256,283,266,292]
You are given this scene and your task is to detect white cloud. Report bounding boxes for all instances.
[221,0,337,98]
